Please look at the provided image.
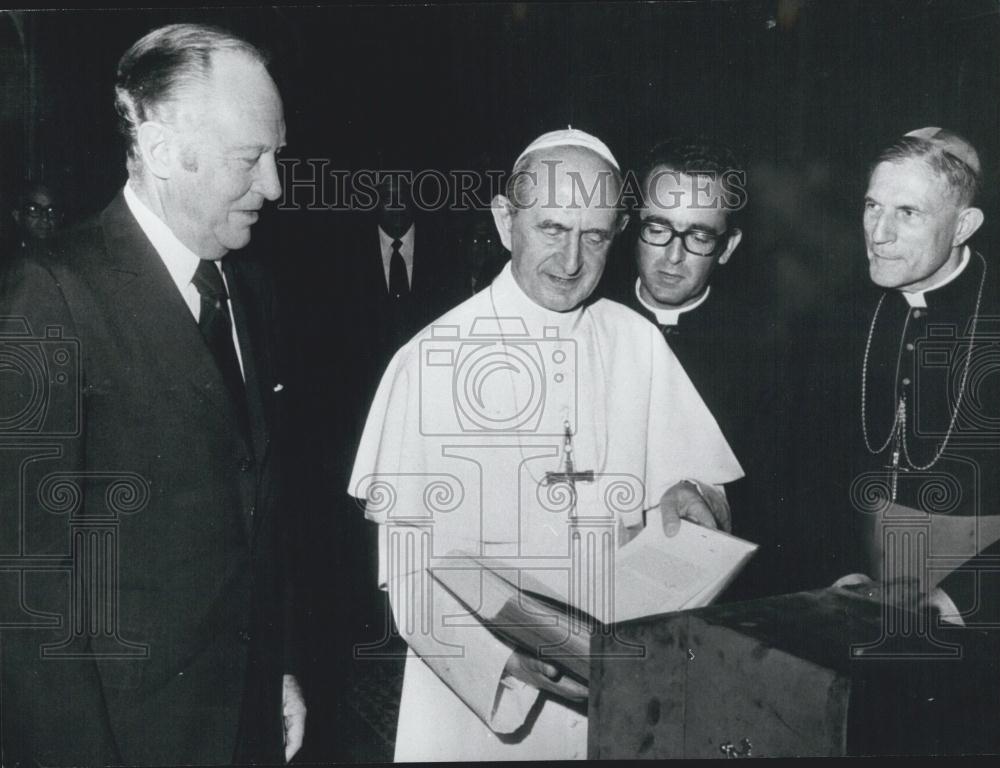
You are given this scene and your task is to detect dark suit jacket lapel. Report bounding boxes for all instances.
[97,192,254,457]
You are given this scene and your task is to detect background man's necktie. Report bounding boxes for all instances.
[191,259,249,413]
[389,238,408,298]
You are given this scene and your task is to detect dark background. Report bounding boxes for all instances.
[2,1,999,762]
[2,1,999,310]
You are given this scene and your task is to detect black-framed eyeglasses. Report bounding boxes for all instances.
[638,219,727,257]
[22,203,60,219]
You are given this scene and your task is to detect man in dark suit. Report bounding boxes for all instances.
[617,136,790,599]
[0,23,305,765]
[344,175,461,397]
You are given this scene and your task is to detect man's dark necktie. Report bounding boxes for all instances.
[389,238,408,298]
[191,260,248,411]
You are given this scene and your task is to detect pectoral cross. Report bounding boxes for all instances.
[886,398,908,503]
[545,420,594,514]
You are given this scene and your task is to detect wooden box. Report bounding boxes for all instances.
[588,588,1000,758]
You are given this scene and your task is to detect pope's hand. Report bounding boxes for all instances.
[282,673,307,763]
[503,650,588,702]
[659,480,731,537]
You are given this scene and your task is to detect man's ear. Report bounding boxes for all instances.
[717,228,743,266]
[136,121,174,181]
[953,207,984,248]
[491,195,514,251]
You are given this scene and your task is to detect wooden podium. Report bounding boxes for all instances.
[588,588,1000,758]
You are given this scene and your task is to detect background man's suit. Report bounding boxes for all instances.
[0,192,295,765]
[281,209,462,757]
[341,218,462,412]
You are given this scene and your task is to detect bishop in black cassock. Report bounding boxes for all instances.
[798,129,1000,632]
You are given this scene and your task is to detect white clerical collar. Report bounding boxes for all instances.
[902,245,971,309]
[634,278,711,326]
[490,262,586,332]
[123,181,204,295]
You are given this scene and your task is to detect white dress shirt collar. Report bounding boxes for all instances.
[379,223,415,289]
[123,181,204,294]
[122,183,244,378]
[635,278,711,326]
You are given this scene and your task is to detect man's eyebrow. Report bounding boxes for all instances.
[641,214,674,226]
[537,219,570,229]
[642,214,720,235]
[865,194,925,213]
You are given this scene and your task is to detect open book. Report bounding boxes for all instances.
[429,520,757,681]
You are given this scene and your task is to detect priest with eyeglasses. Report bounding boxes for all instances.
[618,136,789,600]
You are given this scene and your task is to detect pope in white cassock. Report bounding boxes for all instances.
[349,129,744,761]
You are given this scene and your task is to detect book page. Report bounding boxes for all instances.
[612,519,758,621]
[442,519,757,625]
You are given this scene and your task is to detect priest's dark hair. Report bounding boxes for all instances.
[638,136,747,226]
[114,23,269,175]
[872,134,981,208]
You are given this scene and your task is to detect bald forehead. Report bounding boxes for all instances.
[176,50,279,112]
[868,157,958,205]
[170,51,284,147]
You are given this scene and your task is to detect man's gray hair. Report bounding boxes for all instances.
[872,133,981,207]
[114,23,268,171]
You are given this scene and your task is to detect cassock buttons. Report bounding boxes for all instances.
[906,343,915,352]
[239,457,253,472]
[913,309,923,319]
[903,377,912,386]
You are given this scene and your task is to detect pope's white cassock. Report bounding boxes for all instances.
[349,262,743,761]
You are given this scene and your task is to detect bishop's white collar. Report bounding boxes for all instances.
[635,278,711,326]
[902,245,971,309]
